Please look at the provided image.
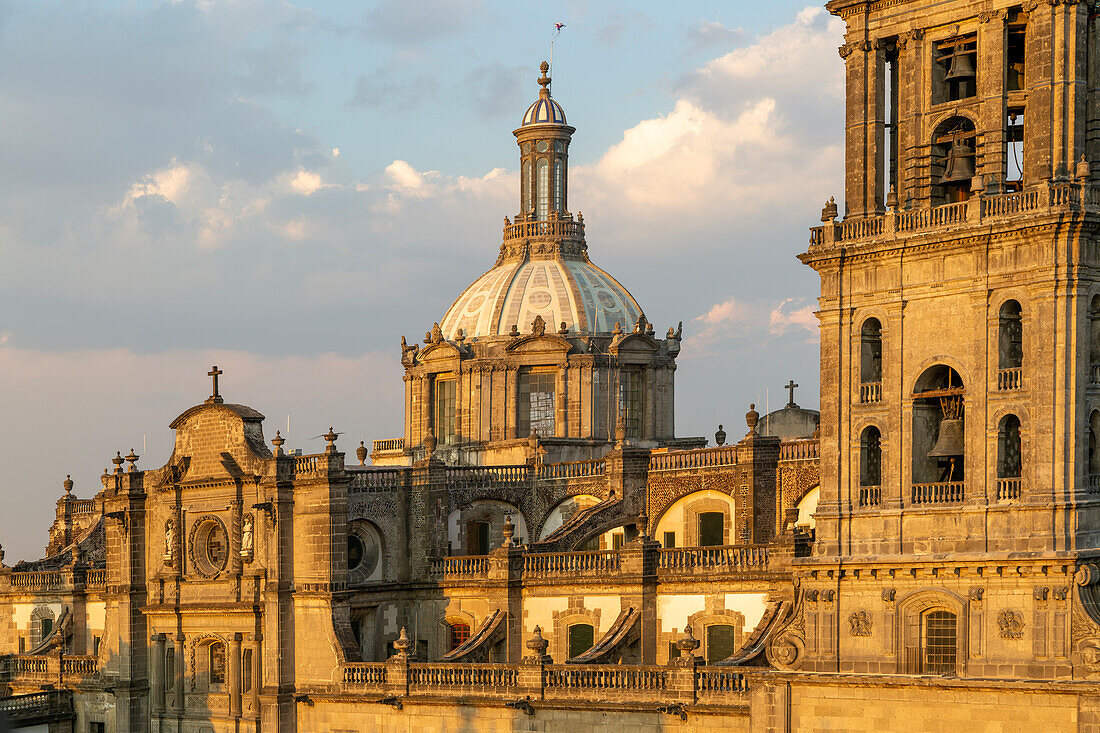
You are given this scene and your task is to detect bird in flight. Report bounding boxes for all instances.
[555,23,565,31]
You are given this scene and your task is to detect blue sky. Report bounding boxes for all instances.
[0,0,843,560]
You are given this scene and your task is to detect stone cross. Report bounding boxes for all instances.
[785,380,799,408]
[207,365,224,404]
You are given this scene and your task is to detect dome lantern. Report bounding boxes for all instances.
[515,61,574,222]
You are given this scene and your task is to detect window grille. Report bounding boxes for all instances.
[923,610,957,675]
[434,378,457,444]
[619,370,642,438]
[518,369,556,437]
[537,158,549,219]
[449,623,471,651]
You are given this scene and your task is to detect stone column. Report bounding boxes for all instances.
[978,11,1008,192]
[841,37,885,219]
[250,634,262,716]
[151,633,165,715]
[174,634,185,714]
[229,632,242,717]
[1024,1,1053,182]
[897,29,925,206]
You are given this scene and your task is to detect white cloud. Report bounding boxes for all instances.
[289,169,324,196]
[769,298,818,336]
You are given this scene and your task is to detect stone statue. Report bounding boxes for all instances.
[241,513,254,558]
[164,518,175,561]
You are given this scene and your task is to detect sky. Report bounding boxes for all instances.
[0,0,845,561]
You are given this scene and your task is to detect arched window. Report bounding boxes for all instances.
[859,426,882,507]
[705,625,737,665]
[448,622,471,652]
[567,623,594,659]
[522,161,532,214]
[922,610,957,675]
[860,318,882,403]
[912,366,965,502]
[1090,296,1100,385]
[997,414,1022,500]
[932,117,976,204]
[537,158,549,219]
[208,641,226,686]
[1089,411,1100,492]
[997,300,1023,389]
[553,159,564,212]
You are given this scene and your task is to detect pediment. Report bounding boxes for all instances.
[506,333,573,354]
[165,402,271,482]
[609,332,660,356]
[416,341,465,363]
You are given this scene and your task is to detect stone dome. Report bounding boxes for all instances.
[521,96,567,127]
[439,257,644,340]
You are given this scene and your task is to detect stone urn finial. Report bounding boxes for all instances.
[715,424,726,447]
[112,451,125,475]
[746,404,759,435]
[423,429,437,457]
[523,625,552,664]
[502,516,515,547]
[636,508,649,539]
[821,196,839,223]
[675,625,701,666]
[63,475,74,495]
[101,468,109,489]
[392,626,411,659]
[125,449,140,472]
[615,409,627,445]
[356,440,368,465]
[272,430,286,456]
[324,427,339,454]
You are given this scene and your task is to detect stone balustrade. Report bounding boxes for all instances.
[859,382,882,403]
[0,690,73,726]
[859,486,882,508]
[444,465,531,487]
[997,368,1022,391]
[504,218,585,242]
[779,439,819,461]
[6,568,107,592]
[537,459,605,479]
[348,468,403,493]
[372,438,405,453]
[524,550,620,577]
[656,545,769,574]
[996,477,1022,502]
[66,499,97,516]
[649,445,741,471]
[338,658,750,708]
[430,555,490,578]
[911,481,965,505]
[1088,474,1100,494]
[6,654,98,685]
[808,181,1100,250]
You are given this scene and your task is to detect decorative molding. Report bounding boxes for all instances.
[881,588,896,602]
[968,587,984,602]
[997,610,1025,639]
[849,611,873,637]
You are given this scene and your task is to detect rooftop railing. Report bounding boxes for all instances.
[779,439,819,461]
[656,545,769,574]
[537,458,605,480]
[808,181,1100,250]
[372,438,405,453]
[348,469,404,492]
[524,550,620,578]
[649,445,741,471]
[504,218,585,242]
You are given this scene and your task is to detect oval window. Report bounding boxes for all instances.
[536,140,549,153]
[190,517,230,577]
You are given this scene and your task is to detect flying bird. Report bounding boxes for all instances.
[555,23,565,32]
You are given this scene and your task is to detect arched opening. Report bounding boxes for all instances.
[448,501,529,555]
[705,624,738,665]
[997,415,1022,500]
[1089,411,1100,492]
[536,157,549,219]
[522,161,532,214]
[912,365,965,503]
[567,623,594,659]
[206,640,227,688]
[538,495,601,541]
[997,300,1023,389]
[347,521,383,584]
[553,158,564,212]
[653,490,736,548]
[922,609,958,675]
[860,318,883,403]
[859,426,882,507]
[1090,296,1100,385]
[931,117,976,204]
[448,622,471,652]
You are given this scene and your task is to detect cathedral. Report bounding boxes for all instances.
[4,0,1100,730]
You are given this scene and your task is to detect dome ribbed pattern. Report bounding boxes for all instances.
[440,258,643,340]
[522,97,568,126]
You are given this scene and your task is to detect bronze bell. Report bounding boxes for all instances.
[944,49,976,83]
[939,138,976,184]
[927,418,965,458]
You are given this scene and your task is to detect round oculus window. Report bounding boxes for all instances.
[536,140,549,153]
[522,142,532,154]
[190,516,230,577]
[554,141,564,152]
[347,525,381,580]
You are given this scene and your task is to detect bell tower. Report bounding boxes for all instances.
[788,0,1100,679]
